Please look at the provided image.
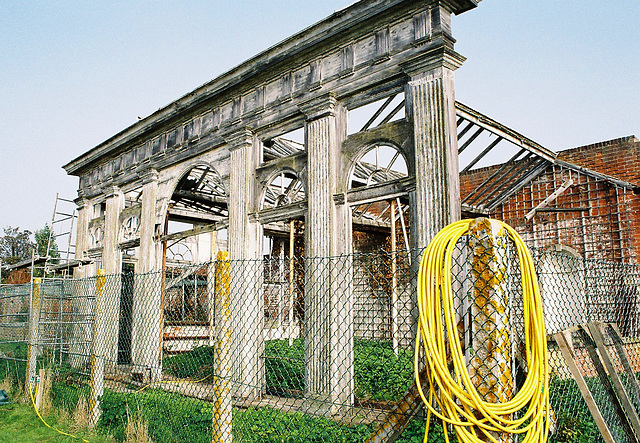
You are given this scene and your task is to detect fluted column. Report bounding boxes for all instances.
[299,94,353,408]
[70,197,91,367]
[73,197,90,279]
[225,128,264,399]
[403,46,465,249]
[102,185,124,364]
[131,168,162,380]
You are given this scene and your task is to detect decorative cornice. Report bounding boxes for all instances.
[74,196,89,208]
[63,0,480,179]
[103,185,122,199]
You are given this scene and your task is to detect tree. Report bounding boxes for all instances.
[35,224,60,262]
[0,226,33,265]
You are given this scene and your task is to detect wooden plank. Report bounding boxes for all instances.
[577,325,632,439]
[364,368,429,443]
[525,179,573,221]
[608,324,640,406]
[586,323,640,442]
[455,102,556,162]
[554,330,616,443]
[157,222,227,243]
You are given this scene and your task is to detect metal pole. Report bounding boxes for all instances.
[390,201,399,355]
[288,221,295,347]
[89,269,106,427]
[212,251,232,442]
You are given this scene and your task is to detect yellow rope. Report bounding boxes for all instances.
[28,380,90,443]
[415,219,550,443]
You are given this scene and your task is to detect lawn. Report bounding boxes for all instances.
[0,401,112,443]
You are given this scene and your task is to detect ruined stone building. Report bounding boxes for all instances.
[57,0,640,403]
[62,0,483,399]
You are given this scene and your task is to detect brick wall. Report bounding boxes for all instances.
[460,136,640,263]
[557,136,640,184]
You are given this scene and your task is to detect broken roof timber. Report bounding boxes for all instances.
[455,102,557,163]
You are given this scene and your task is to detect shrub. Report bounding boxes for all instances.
[353,339,413,401]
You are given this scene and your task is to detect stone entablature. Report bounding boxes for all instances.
[64,1,477,198]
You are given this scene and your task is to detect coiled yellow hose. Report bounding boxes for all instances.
[415,219,550,443]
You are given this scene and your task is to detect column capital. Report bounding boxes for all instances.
[222,127,255,152]
[74,196,90,209]
[136,166,159,184]
[401,46,466,79]
[298,93,339,122]
[103,185,122,199]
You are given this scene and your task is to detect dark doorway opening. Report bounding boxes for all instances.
[117,263,134,364]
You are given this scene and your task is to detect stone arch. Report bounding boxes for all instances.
[166,162,228,224]
[260,168,306,211]
[343,137,413,255]
[348,140,409,190]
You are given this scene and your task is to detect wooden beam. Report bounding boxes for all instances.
[255,202,307,225]
[525,179,573,221]
[554,330,616,443]
[342,178,413,207]
[157,222,228,243]
[455,102,557,163]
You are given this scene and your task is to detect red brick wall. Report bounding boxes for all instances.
[460,136,640,263]
[558,136,640,184]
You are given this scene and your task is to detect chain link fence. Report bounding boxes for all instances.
[0,283,30,386]
[1,240,639,442]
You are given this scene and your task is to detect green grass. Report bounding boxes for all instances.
[0,341,28,360]
[0,401,112,443]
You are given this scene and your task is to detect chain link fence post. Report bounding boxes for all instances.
[25,277,41,396]
[212,251,232,442]
[468,219,513,443]
[89,269,106,427]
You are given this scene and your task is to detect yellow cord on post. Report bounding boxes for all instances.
[415,219,550,443]
[28,380,90,443]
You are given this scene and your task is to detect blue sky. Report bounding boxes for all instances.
[0,0,638,233]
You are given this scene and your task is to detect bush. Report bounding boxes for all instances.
[354,339,413,401]
[548,376,600,442]
[264,339,305,394]
[100,389,213,443]
[395,417,453,443]
[51,380,90,412]
[99,387,373,443]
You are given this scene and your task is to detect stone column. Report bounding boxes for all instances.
[299,94,353,408]
[70,197,92,368]
[131,168,162,381]
[403,46,465,250]
[225,128,264,399]
[73,197,90,279]
[101,185,124,364]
